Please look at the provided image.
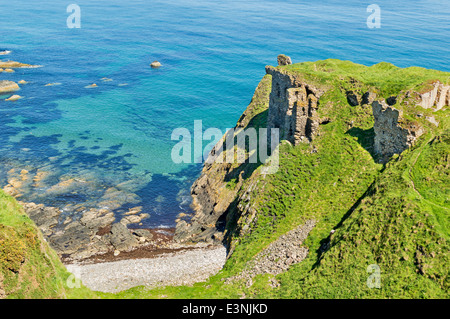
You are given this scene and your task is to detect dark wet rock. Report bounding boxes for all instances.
[361,91,377,105]
[346,91,360,106]
[386,95,398,106]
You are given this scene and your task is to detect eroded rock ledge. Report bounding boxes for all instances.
[265,65,325,145]
[20,201,154,262]
[372,100,424,161]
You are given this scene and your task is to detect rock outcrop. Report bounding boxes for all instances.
[0,61,37,68]
[19,201,154,262]
[277,54,292,66]
[0,80,19,94]
[150,61,162,68]
[174,75,274,244]
[265,66,325,145]
[372,100,424,162]
[174,60,450,248]
[418,81,450,111]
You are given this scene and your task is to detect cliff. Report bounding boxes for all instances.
[1,58,448,299]
[176,58,449,244]
[168,58,449,298]
[0,189,95,298]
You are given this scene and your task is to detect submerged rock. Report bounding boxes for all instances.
[5,95,22,101]
[0,61,37,68]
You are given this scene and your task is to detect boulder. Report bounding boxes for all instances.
[150,61,162,68]
[346,91,359,106]
[80,208,115,230]
[0,80,20,94]
[277,54,292,66]
[386,95,397,106]
[109,222,139,251]
[0,61,34,68]
[131,229,153,242]
[5,94,22,101]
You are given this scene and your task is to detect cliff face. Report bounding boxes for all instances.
[372,100,424,161]
[265,66,325,145]
[174,74,273,244]
[418,81,450,111]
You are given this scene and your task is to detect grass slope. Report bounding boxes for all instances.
[106,60,448,299]
[2,59,448,299]
[0,189,96,299]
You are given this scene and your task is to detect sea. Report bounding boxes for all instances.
[0,0,449,228]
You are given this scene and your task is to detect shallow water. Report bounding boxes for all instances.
[0,0,449,227]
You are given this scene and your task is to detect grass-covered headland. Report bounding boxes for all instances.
[1,59,448,299]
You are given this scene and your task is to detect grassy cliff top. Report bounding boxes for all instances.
[108,59,449,299]
[281,59,450,98]
[0,189,96,298]
[1,59,448,299]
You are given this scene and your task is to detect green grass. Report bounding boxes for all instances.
[104,59,449,299]
[2,59,449,299]
[274,131,449,298]
[0,189,97,299]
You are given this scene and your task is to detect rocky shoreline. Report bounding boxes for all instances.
[18,200,216,265]
[66,245,227,293]
[1,53,208,268]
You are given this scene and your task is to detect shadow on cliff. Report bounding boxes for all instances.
[346,127,377,162]
[223,109,269,183]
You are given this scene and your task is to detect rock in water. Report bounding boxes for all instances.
[150,61,162,68]
[277,54,292,66]
[0,80,20,93]
[5,95,22,101]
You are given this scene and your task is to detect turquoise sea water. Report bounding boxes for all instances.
[0,0,449,227]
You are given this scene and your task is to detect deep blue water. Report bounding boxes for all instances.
[0,0,449,227]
